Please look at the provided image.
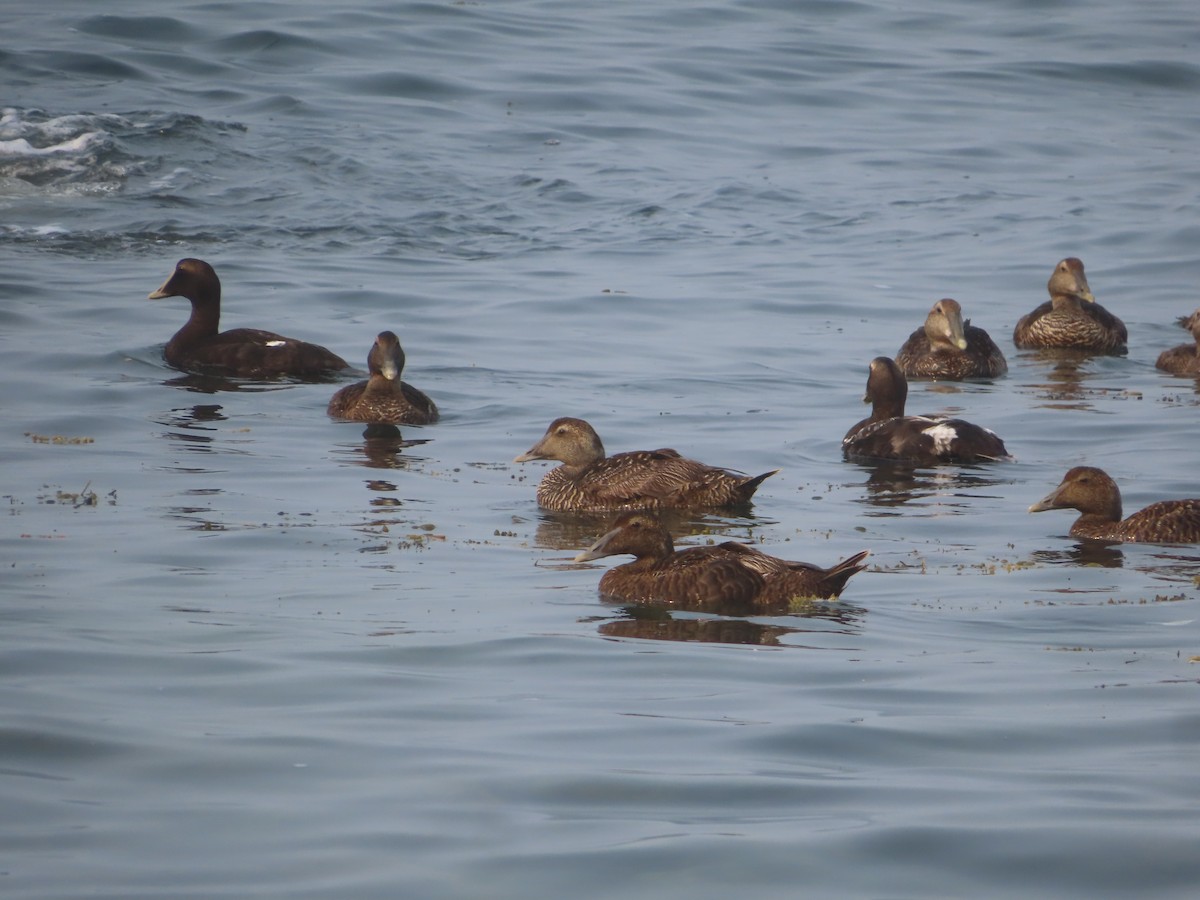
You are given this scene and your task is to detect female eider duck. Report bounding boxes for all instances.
[327,331,438,425]
[896,298,1007,380]
[574,511,870,613]
[1155,309,1200,376]
[842,357,1011,465]
[1013,257,1127,353]
[148,258,349,379]
[514,417,777,512]
[1029,466,1200,543]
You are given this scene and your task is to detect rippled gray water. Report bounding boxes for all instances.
[4,1,1200,897]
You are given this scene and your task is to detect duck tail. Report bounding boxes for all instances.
[820,549,871,598]
[736,468,780,502]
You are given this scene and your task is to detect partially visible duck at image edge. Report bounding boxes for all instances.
[1155,309,1200,376]
[1029,466,1200,543]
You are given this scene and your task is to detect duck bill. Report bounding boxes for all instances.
[147,275,176,300]
[946,312,968,350]
[379,358,399,381]
[573,527,621,562]
[1028,488,1062,513]
[513,438,548,463]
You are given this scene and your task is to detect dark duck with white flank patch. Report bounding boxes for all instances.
[1155,309,1200,376]
[148,258,349,379]
[842,357,1011,465]
[514,417,777,512]
[1013,257,1127,353]
[1028,466,1200,543]
[327,331,439,425]
[896,298,1007,380]
[574,511,870,613]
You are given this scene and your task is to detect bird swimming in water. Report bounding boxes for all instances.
[148,258,350,379]
[896,298,1007,380]
[842,357,1011,465]
[1013,257,1127,353]
[327,331,439,425]
[1029,466,1200,543]
[574,511,870,614]
[514,417,777,511]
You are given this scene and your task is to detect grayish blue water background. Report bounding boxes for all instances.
[3,1,1199,896]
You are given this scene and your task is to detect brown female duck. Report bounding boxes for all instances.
[514,417,777,512]
[1029,466,1200,543]
[327,331,438,425]
[148,258,350,379]
[574,511,870,613]
[1155,309,1200,376]
[843,357,1010,464]
[896,298,1007,380]
[1013,257,1127,353]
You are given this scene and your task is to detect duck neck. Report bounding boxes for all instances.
[172,292,222,345]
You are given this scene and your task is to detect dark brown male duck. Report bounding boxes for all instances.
[896,298,1008,380]
[1029,466,1200,543]
[1155,309,1200,376]
[327,331,438,425]
[574,511,870,614]
[1013,257,1127,353]
[148,258,350,379]
[514,417,777,512]
[842,357,1011,465]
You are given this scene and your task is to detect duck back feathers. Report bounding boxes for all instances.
[896,298,1008,380]
[515,417,777,511]
[149,258,349,379]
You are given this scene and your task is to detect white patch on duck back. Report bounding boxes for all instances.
[265,340,287,348]
[921,421,959,454]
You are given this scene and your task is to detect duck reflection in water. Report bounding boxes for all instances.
[162,372,300,394]
[592,601,864,647]
[333,424,431,470]
[849,460,1010,513]
[529,506,767,553]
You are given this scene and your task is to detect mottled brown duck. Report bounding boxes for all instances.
[1029,466,1200,543]
[148,258,350,379]
[574,511,870,613]
[842,357,1011,465]
[896,298,1007,380]
[327,331,439,425]
[1155,309,1200,376]
[514,417,777,512]
[1012,257,1127,353]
